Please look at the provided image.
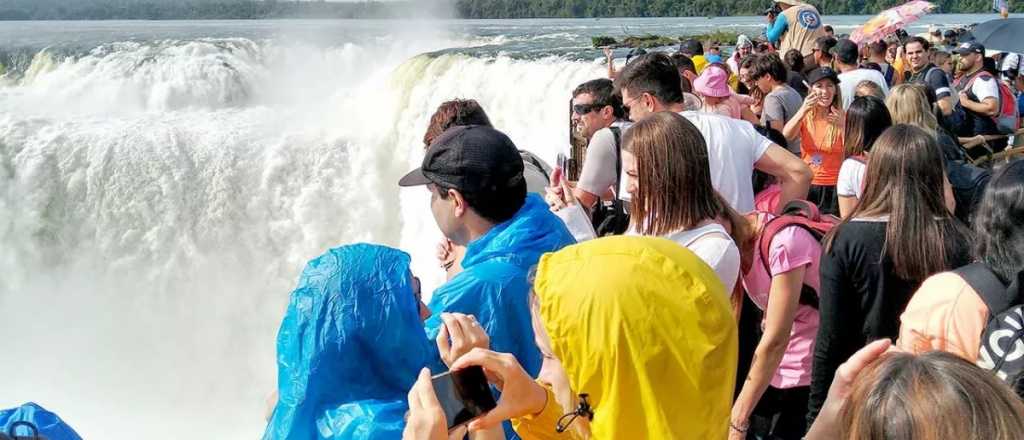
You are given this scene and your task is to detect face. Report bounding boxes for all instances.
[939,58,954,73]
[811,80,837,108]
[623,150,639,197]
[739,67,754,88]
[429,184,466,245]
[905,42,928,70]
[709,47,721,56]
[621,88,655,122]
[411,273,430,321]
[957,53,979,72]
[755,72,773,93]
[572,93,612,140]
[738,45,752,58]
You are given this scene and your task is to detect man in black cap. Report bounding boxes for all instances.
[832,38,889,109]
[398,125,575,396]
[954,41,1008,154]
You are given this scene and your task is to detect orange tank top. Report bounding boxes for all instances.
[799,112,845,186]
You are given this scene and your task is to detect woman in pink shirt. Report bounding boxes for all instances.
[729,210,823,440]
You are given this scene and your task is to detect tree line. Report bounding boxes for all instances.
[0,0,1018,20]
[0,0,446,20]
[454,0,1019,19]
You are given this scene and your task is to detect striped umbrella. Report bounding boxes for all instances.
[850,1,937,44]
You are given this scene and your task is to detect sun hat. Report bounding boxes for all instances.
[693,66,731,98]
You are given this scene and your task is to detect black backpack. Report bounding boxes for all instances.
[0,421,44,440]
[954,263,1024,396]
[590,126,630,236]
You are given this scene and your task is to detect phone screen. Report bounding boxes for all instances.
[431,366,498,430]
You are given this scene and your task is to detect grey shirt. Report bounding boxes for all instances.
[761,85,804,154]
[577,120,632,197]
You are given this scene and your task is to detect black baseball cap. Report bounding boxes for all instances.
[398,125,525,194]
[679,39,704,56]
[831,39,860,65]
[806,66,841,85]
[954,41,985,56]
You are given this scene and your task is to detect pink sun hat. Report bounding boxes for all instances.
[693,65,731,98]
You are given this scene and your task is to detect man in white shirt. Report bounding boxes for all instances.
[832,38,889,109]
[615,52,812,212]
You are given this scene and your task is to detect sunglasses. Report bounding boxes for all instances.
[572,103,607,115]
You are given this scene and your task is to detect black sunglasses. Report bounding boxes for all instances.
[572,103,607,115]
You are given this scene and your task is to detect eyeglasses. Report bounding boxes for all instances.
[555,394,594,433]
[622,93,646,114]
[572,103,606,115]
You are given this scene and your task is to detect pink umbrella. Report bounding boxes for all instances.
[850,1,937,44]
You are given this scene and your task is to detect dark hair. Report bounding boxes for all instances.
[844,96,892,158]
[984,57,998,76]
[828,124,968,280]
[824,25,834,34]
[423,99,492,147]
[869,41,888,57]
[863,62,882,72]
[973,160,1024,283]
[572,78,626,119]
[816,36,838,59]
[749,53,787,82]
[679,75,693,94]
[435,180,526,224]
[670,53,697,75]
[904,36,931,51]
[784,49,806,72]
[614,52,684,106]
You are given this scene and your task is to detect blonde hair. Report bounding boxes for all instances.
[886,84,940,135]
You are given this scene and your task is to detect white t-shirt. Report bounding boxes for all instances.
[678,111,774,212]
[665,223,741,294]
[969,75,1000,103]
[838,68,890,110]
[577,121,633,197]
[836,157,867,198]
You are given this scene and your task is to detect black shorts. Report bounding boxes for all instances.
[807,185,838,217]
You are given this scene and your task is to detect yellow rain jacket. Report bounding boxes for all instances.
[515,236,738,440]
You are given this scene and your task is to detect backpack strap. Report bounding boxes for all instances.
[609,126,623,202]
[756,216,823,309]
[954,262,1013,316]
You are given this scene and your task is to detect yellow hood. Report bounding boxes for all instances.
[535,236,737,440]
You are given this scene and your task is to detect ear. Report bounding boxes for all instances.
[449,189,468,218]
[600,104,615,120]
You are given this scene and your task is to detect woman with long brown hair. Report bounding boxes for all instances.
[621,111,751,294]
[783,67,845,215]
[806,124,972,426]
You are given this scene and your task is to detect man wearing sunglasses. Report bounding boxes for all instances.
[567,78,631,210]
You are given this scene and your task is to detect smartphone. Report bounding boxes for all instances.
[431,366,498,430]
[557,152,568,172]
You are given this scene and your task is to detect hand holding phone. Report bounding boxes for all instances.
[431,366,498,430]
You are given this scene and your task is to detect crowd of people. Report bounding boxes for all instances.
[259,1,1024,439]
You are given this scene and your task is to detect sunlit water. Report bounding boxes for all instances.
[0,14,1008,439]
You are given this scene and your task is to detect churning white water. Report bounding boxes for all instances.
[0,20,603,439]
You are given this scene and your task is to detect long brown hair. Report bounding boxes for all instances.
[622,112,752,253]
[826,124,965,280]
[841,351,1024,440]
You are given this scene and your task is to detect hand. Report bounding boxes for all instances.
[436,239,456,271]
[805,339,893,439]
[958,91,973,104]
[801,89,820,111]
[403,368,448,440]
[437,313,490,368]
[544,167,577,212]
[826,107,844,125]
[450,348,549,431]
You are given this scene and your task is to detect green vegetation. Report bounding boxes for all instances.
[592,30,743,49]
[0,0,1020,21]
[455,0,1022,19]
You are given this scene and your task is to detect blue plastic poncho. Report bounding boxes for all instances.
[263,244,432,440]
[0,403,81,440]
[425,194,576,377]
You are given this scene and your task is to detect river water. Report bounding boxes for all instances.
[0,14,1006,439]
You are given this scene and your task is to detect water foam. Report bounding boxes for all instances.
[0,34,603,439]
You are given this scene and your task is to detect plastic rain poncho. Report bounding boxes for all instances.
[263,244,431,440]
[527,236,738,440]
[0,402,82,440]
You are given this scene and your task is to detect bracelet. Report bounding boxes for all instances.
[730,422,749,433]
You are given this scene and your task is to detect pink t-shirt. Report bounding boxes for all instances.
[741,214,822,389]
[703,94,755,120]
